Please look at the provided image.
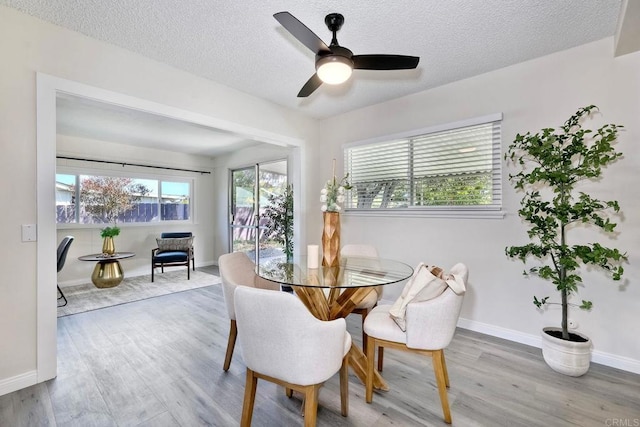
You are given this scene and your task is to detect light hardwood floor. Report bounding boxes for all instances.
[1,269,639,426]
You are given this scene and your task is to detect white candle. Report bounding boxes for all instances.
[307,245,319,269]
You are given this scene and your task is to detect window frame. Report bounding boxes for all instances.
[55,166,195,228]
[343,113,504,219]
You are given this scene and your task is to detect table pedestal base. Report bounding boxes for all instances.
[293,285,388,390]
[91,260,124,288]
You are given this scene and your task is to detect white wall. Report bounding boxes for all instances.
[1,4,638,396]
[0,6,316,393]
[317,38,640,370]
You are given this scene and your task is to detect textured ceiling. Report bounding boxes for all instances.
[1,0,623,120]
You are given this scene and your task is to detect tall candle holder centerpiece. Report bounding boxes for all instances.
[320,159,352,267]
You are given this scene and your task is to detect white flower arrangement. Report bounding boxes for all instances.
[321,171,352,212]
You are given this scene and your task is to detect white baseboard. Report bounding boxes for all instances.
[457,317,640,375]
[0,370,37,397]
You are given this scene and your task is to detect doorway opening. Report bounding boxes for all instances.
[36,74,303,383]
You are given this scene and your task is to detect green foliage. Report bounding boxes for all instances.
[353,173,492,208]
[261,184,294,261]
[79,176,151,223]
[504,105,627,340]
[100,226,120,238]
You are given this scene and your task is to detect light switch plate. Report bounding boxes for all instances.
[22,224,37,242]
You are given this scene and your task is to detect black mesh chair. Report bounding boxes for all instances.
[151,232,195,282]
[57,236,74,307]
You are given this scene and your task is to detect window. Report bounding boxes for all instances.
[55,173,191,224]
[160,181,191,221]
[345,114,502,216]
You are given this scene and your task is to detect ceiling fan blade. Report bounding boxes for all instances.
[297,73,323,97]
[274,12,331,55]
[353,55,420,70]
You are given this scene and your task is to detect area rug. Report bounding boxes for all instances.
[57,270,221,317]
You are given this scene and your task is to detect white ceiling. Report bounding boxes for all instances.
[2,0,626,120]
[56,94,261,157]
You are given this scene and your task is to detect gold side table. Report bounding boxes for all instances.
[78,252,136,288]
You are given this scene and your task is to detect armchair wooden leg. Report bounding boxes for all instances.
[340,353,349,417]
[303,384,320,427]
[365,335,375,403]
[285,387,293,398]
[241,368,258,427]
[187,263,190,280]
[223,320,237,371]
[432,349,452,424]
[378,347,384,372]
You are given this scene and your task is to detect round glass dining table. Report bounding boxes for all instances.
[257,256,413,390]
[257,256,413,288]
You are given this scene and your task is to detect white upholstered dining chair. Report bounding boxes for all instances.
[218,252,281,371]
[363,263,468,424]
[234,286,351,427]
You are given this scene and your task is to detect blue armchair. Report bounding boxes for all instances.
[151,232,195,282]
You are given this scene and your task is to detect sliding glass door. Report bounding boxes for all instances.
[229,160,289,264]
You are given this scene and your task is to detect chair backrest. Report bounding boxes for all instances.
[405,263,468,350]
[341,244,379,258]
[218,252,279,320]
[57,236,74,273]
[161,232,192,239]
[234,286,348,385]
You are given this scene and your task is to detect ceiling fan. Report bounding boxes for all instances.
[274,11,420,97]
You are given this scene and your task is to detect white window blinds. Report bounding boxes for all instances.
[345,117,502,212]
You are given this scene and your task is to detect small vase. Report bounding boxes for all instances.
[102,236,115,255]
[322,211,340,267]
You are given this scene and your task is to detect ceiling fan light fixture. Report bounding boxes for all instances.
[316,55,353,85]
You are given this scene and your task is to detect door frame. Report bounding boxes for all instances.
[228,159,289,264]
[36,73,304,382]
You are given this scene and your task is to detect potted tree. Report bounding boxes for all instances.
[261,184,294,262]
[505,105,627,376]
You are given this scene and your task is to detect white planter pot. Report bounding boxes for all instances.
[541,327,592,377]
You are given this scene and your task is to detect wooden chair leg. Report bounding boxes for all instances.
[441,350,450,388]
[340,353,349,417]
[303,384,320,427]
[223,320,237,371]
[361,308,370,355]
[241,368,258,427]
[432,349,452,424]
[378,347,384,372]
[365,335,375,403]
[151,264,155,282]
[285,387,293,398]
